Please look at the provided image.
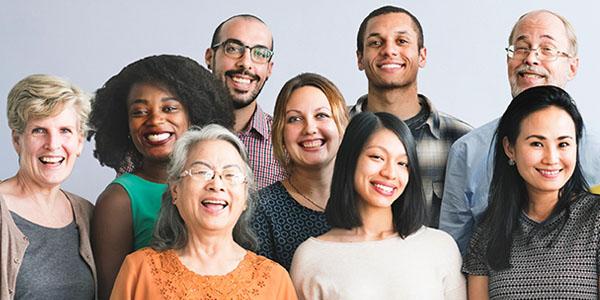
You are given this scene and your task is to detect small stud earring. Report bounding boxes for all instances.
[508,159,516,166]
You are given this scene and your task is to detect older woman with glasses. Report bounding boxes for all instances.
[251,73,349,270]
[110,125,296,299]
[0,74,95,300]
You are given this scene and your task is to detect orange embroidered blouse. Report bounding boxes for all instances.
[110,248,297,300]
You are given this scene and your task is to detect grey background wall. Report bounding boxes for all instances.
[1,1,599,202]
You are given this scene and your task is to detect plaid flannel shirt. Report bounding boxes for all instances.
[349,94,472,227]
[238,105,286,190]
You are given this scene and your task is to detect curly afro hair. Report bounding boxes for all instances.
[88,54,235,172]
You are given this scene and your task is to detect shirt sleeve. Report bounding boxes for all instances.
[439,140,475,254]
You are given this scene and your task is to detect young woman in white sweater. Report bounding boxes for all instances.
[290,112,466,300]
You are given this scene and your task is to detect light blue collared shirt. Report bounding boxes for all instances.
[439,118,600,254]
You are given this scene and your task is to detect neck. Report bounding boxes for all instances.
[288,163,334,210]
[177,231,245,275]
[234,101,257,132]
[354,205,396,241]
[8,172,62,205]
[135,159,169,183]
[526,190,560,222]
[366,84,421,120]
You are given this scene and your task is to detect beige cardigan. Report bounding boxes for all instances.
[0,190,97,300]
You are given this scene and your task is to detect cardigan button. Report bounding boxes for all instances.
[13,258,19,264]
[8,288,13,294]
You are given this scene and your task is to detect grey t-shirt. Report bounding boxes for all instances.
[11,211,94,300]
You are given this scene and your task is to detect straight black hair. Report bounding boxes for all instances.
[484,85,588,270]
[326,112,426,238]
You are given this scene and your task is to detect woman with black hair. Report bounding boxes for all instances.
[88,54,234,299]
[463,85,600,299]
[290,112,465,299]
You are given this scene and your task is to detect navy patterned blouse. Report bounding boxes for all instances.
[251,181,331,270]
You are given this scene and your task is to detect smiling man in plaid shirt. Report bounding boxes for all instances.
[350,6,472,227]
[205,14,286,189]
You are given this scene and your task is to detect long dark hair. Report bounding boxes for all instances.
[325,112,426,238]
[484,85,588,270]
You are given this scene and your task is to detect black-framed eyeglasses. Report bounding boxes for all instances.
[212,39,273,64]
[505,45,572,62]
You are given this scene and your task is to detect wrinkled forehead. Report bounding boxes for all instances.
[511,12,569,47]
[218,17,273,49]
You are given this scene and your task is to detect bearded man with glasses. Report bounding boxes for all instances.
[439,9,600,255]
[205,14,285,189]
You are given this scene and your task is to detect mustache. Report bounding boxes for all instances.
[224,68,260,81]
[515,65,549,77]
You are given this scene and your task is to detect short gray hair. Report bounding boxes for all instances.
[151,124,258,251]
[7,74,91,135]
[508,9,578,56]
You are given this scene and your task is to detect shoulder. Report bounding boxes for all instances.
[436,111,473,133]
[257,182,289,205]
[449,119,499,152]
[245,251,288,275]
[122,248,163,269]
[417,227,461,249]
[63,190,94,220]
[95,182,131,209]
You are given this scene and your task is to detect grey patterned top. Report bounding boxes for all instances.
[251,181,331,270]
[463,193,600,299]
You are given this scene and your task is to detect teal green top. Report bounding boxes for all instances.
[112,173,167,250]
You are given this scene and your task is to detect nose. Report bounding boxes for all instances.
[304,118,317,135]
[147,109,166,125]
[235,48,253,70]
[206,172,226,192]
[542,146,560,164]
[44,131,61,151]
[381,41,399,57]
[523,48,540,66]
[380,160,398,180]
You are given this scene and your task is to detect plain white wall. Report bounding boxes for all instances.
[1,1,599,202]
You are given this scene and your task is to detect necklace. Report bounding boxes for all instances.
[287,177,325,211]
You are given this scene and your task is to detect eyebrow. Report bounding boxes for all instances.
[515,34,557,43]
[367,30,411,38]
[525,134,574,140]
[189,161,242,170]
[285,106,332,114]
[129,97,180,105]
[222,38,270,49]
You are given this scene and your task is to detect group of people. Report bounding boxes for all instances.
[2,5,600,300]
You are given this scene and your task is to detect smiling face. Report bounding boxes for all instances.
[171,139,248,236]
[127,83,190,163]
[507,11,578,97]
[354,128,409,213]
[205,17,273,108]
[12,105,84,188]
[357,12,426,91]
[282,86,342,171]
[503,106,576,201]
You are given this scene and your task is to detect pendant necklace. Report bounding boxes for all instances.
[288,177,325,211]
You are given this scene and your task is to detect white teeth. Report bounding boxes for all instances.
[201,200,228,207]
[381,64,402,69]
[232,77,251,84]
[302,140,322,148]
[374,183,394,193]
[539,169,560,176]
[40,156,63,163]
[522,74,543,78]
[146,133,170,142]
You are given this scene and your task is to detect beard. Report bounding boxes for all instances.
[223,68,268,109]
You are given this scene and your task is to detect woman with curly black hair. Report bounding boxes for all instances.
[88,54,234,300]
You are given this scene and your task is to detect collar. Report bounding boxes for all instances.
[240,104,271,139]
[351,94,442,139]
